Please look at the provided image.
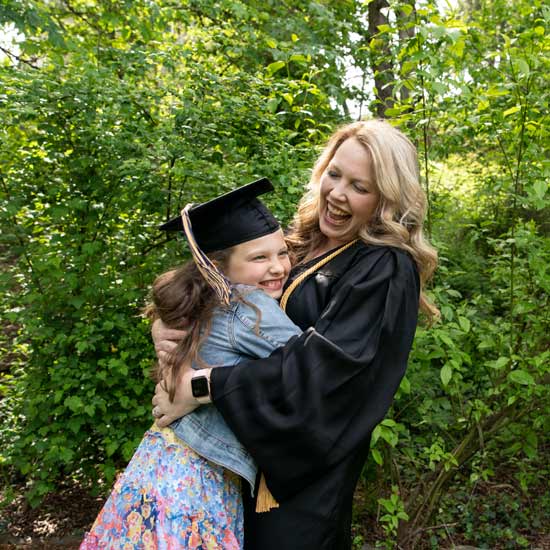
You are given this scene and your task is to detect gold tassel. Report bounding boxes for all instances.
[180,205,231,306]
[255,472,279,513]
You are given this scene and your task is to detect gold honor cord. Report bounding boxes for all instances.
[180,205,232,306]
[280,239,359,312]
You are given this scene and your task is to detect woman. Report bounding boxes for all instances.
[152,119,438,550]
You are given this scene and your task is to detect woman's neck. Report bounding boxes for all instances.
[304,238,348,263]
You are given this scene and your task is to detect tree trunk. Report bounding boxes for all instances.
[368,0,394,118]
[398,0,416,104]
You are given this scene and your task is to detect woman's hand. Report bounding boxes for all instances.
[151,318,187,369]
[151,318,196,426]
[152,366,199,427]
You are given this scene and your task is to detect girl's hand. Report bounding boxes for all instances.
[151,366,199,427]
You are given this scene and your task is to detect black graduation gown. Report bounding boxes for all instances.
[210,241,420,550]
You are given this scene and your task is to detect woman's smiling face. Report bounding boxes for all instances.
[318,138,380,248]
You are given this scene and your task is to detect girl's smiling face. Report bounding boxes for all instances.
[225,229,291,299]
[318,138,380,249]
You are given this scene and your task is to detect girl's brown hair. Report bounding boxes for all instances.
[144,249,232,401]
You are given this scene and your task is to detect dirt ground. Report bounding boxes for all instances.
[1,481,549,550]
[0,483,102,550]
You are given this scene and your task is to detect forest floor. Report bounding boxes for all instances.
[1,479,550,550]
[0,481,104,550]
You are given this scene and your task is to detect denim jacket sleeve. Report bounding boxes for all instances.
[230,287,302,358]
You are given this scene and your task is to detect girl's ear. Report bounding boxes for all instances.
[207,248,233,273]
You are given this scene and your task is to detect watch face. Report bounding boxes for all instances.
[191,376,209,398]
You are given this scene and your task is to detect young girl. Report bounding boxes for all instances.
[80,178,301,550]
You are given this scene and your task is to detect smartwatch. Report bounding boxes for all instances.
[191,369,211,405]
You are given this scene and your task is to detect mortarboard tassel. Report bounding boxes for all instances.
[255,472,279,513]
[180,205,232,307]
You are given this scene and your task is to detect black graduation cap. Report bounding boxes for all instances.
[159,177,280,253]
[160,178,280,306]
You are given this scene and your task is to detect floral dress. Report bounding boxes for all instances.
[80,424,243,550]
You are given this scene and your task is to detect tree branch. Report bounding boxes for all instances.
[0,45,40,69]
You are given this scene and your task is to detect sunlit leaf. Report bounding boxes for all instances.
[266,60,286,75]
[503,106,521,117]
[371,448,383,466]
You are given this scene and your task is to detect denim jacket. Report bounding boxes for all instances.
[170,285,302,493]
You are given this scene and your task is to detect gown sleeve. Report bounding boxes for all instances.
[210,246,420,501]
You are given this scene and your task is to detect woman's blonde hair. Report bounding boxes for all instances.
[286,119,439,319]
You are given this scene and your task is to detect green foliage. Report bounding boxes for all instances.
[0,0,346,504]
[352,1,550,546]
[1,0,549,547]
[377,485,409,548]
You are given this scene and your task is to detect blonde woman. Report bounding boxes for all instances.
[152,119,438,550]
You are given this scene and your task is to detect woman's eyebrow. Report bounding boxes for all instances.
[329,162,370,184]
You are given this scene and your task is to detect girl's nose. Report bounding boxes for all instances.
[269,258,285,274]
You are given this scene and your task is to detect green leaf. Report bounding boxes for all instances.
[64,395,83,412]
[440,363,452,386]
[381,418,397,427]
[380,425,398,447]
[458,316,471,332]
[266,97,280,113]
[508,369,535,386]
[282,93,293,106]
[289,54,307,63]
[379,497,395,513]
[106,440,119,457]
[533,180,547,200]
[491,356,509,370]
[514,58,530,77]
[477,99,490,112]
[371,425,381,446]
[399,376,411,394]
[401,60,416,75]
[431,81,447,95]
[371,448,383,465]
[438,332,454,348]
[266,61,285,75]
[67,417,84,434]
[503,106,521,117]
